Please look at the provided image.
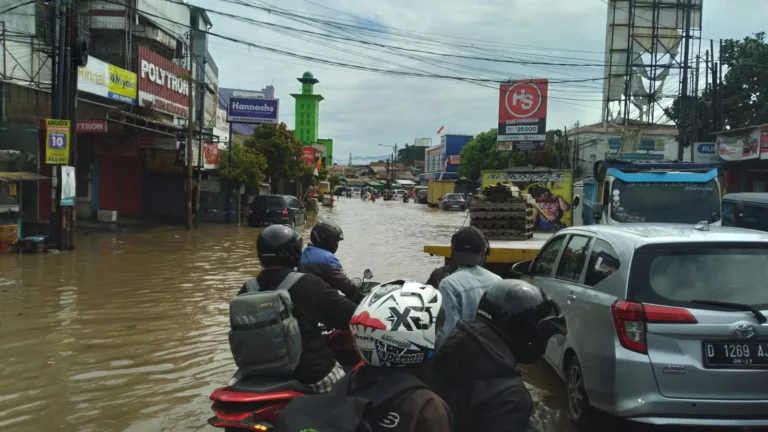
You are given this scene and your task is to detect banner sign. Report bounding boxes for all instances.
[61,166,76,206]
[481,169,573,231]
[449,155,461,164]
[760,127,768,160]
[717,129,760,162]
[693,142,717,163]
[45,118,71,164]
[203,143,219,170]
[78,56,137,104]
[137,46,190,118]
[76,120,108,133]
[302,146,316,164]
[497,79,549,152]
[227,97,279,124]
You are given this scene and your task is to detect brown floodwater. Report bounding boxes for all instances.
[0,198,751,432]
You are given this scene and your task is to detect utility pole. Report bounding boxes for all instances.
[718,38,724,131]
[692,54,701,162]
[677,0,694,161]
[185,32,194,230]
[194,57,206,230]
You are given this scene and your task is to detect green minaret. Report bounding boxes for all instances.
[291,71,324,144]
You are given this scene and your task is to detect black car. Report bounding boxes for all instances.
[248,195,306,228]
[439,193,467,211]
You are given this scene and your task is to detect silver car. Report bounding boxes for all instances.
[513,223,768,429]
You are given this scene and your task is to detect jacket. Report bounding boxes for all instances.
[299,245,358,298]
[426,263,457,288]
[336,366,453,432]
[237,268,357,384]
[435,266,501,343]
[430,320,534,432]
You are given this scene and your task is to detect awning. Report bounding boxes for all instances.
[365,180,384,187]
[395,179,417,186]
[0,172,49,183]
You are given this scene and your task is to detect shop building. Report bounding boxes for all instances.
[420,133,473,183]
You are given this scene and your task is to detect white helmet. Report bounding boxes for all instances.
[349,280,444,367]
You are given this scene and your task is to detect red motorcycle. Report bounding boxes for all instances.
[209,273,377,431]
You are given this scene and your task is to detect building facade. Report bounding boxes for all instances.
[291,71,323,144]
[420,134,473,182]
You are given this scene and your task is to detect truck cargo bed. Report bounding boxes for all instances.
[423,232,552,264]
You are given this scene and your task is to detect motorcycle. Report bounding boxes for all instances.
[208,269,378,431]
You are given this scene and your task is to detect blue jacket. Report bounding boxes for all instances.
[299,245,357,297]
[436,265,502,345]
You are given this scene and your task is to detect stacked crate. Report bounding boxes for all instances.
[469,184,534,240]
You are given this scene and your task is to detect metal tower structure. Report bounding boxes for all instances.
[602,0,703,152]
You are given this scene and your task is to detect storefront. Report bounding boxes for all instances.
[715,124,768,194]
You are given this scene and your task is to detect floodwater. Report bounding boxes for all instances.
[0,198,751,432]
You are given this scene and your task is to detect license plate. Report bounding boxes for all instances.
[703,342,768,368]
[451,205,460,208]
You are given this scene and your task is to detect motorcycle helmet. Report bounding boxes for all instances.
[310,220,344,253]
[349,280,444,368]
[475,279,565,364]
[256,224,303,268]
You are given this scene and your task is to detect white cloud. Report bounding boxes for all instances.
[196,0,767,162]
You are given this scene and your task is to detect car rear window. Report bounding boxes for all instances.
[251,196,285,210]
[628,242,768,309]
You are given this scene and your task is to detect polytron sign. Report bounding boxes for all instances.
[497,79,548,152]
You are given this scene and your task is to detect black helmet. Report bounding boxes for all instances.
[257,225,303,268]
[310,221,344,253]
[475,280,565,364]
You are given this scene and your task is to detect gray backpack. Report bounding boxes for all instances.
[228,272,304,377]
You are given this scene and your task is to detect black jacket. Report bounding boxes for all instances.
[429,320,534,432]
[426,263,457,288]
[336,366,454,432]
[299,245,358,297]
[238,268,357,384]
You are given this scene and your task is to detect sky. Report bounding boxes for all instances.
[193,0,767,164]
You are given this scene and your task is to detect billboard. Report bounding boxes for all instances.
[227,97,279,124]
[717,129,760,162]
[481,170,574,231]
[137,46,189,118]
[78,56,137,104]
[497,79,549,152]
[693,142,717,163]
[302,146,315,164]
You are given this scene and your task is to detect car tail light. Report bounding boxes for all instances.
[281,208,289,217]
[611,300,697,354]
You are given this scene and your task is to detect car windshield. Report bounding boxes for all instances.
[252,196,285,210]
[628,243,768,309]
[610,179,721,224]
[446,194,464,200]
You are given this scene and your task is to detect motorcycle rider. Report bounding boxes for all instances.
[429,280,565,432]
[336,281,454,431]
[237,224,357,393]
[434,226,501,343]
[300,221,359,299]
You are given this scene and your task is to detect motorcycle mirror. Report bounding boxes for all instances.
[363,269,373,280]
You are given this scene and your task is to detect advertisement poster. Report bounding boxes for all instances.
[145,149,181,173]
[203,143,220,170]
[45,118,71,164]
[78,56,137,104]
[60,166,76,206]
[227,97,279,124]
[481,170,574,231]
[137,45,189,118]
[693,142,718,163]
[717,129,760,161]
[302,146,316,164]
[760,127,768,160]
[497,79,549,152]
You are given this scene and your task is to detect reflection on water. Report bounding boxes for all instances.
[0,198,736,432]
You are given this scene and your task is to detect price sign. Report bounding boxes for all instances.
[44,119,71,164]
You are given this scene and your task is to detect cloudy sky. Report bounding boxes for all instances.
[194,0,767,163]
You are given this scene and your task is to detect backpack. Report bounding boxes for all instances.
[228,272,304,377]
[273,371,428,432]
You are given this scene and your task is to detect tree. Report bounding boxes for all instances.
[328,174,342,190]
[244,123,303,193]
[397,144,424,166]
[721,32,768,129]
[297,164,329,199]
[216,143,267,192]
[457,129,525,180]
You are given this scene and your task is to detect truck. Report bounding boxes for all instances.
[582,159,722,225]
[427,180,455,206]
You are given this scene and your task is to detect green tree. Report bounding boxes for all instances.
[397,144,424,166]
[216,143,267,191]
[328,174,342,190]
[244,123,303,193]
[297,164,329,199]
[721,32,768,128]
[457,129,525,180]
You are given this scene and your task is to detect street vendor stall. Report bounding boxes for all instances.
[0,171,49,252]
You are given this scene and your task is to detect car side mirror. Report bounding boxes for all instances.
[363,269,373,280]
[592,203,604,221]
[573,195,580,209]
[510,260,532,277]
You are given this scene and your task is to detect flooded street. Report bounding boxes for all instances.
[0,198,749,432]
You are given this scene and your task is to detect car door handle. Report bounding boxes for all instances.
[566,294,576,303]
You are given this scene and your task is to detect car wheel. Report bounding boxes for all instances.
[567,357,594,430]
